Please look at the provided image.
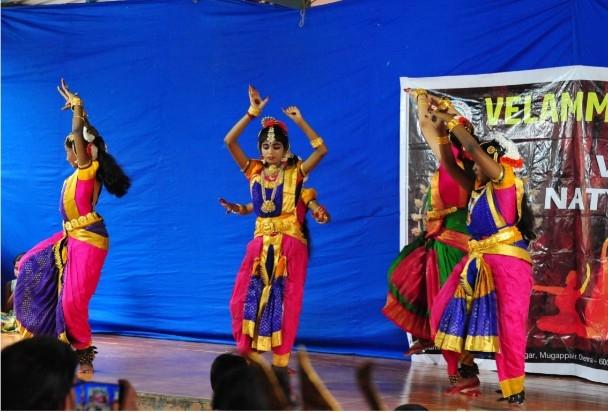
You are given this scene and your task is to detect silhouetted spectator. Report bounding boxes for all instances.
[1,336,139,410]
[210,352,248,392]
[212,364,271,410]
[394,403,428,410]
[2,336,77,410]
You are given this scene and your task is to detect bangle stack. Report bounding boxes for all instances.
[247,105,261,119]
[447,116,467,133]
[310,136,324,149]
[412,88,428,103]
[70,96,83,111]
[491,165,505,183]
[437,135,450,145]
[437,98,453,111]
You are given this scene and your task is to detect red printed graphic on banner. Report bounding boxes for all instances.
[534,268,589,338]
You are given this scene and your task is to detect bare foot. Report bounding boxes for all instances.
[445,375,480,395]
[405,339,434,355]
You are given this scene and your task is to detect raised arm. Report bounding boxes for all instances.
[224,85,269,171]
[408,89,443,159]
[282,106,327,175]
[58,79,89,167]
[424,96,474,192]
[430,101,503,182]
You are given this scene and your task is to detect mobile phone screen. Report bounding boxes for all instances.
[73,381,120,411]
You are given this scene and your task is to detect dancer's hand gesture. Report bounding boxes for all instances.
[311,204,330,224]
[219,198,238,214]
[57,78,82,111]
[425,95,454,135]
[427,95,461,119]
[248,85,269,113]
[282,106,303,123]
[219,198,247,215]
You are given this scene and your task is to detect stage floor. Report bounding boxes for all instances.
[2,333,607,410]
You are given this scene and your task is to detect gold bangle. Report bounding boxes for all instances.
[247,105,260,117]
[417,95,429,105]
[491,165,505,183]
[412,88,427,99]
[437,135,450,145]
[437,98,453,111]
[310,137,324,149]
[70,97,83,110]
[447,118,462,133]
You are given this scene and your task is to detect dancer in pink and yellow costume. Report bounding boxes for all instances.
[426,96,536,404]
[224,85,328,391]
[14,80,131,374]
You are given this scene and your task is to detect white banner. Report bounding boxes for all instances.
[400,65,608,384]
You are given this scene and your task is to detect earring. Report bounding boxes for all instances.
[281,150,292,163]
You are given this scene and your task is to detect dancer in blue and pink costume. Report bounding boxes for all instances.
[223,85,328,395]
[426,96,536,405]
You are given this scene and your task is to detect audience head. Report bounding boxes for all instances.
[394,403,428,411]
[1,336,78,410]
[211,363,270,410]
[210,352,248,392]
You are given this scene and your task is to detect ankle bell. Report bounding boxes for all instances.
[508,391,525,404]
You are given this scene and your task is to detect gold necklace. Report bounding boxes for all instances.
[260,166,284,213]
[266,164,280,178]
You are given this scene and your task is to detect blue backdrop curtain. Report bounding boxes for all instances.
[2,0,607,358]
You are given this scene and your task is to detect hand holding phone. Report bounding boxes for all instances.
[73,381,120,411]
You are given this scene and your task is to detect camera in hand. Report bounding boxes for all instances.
[73,381,121,411]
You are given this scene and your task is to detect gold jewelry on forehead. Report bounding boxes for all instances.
[266,126,276,144]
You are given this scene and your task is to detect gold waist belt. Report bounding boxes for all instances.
[468,226,523,255]
[426,206,458,221]
[63,212,103,232]
[254,214,305,243]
